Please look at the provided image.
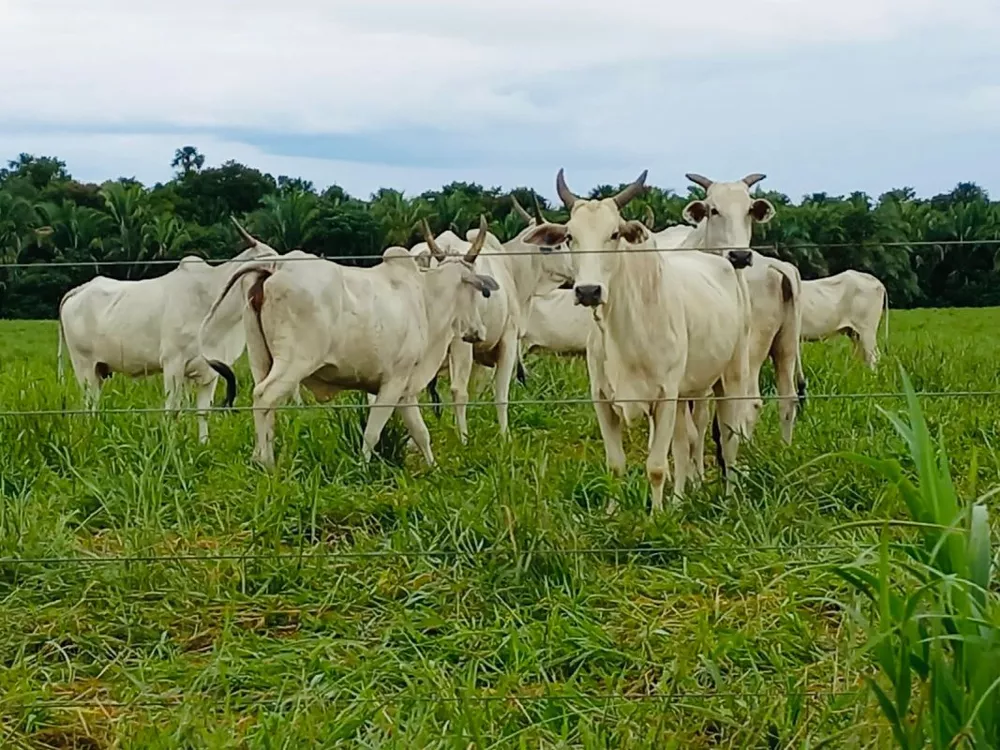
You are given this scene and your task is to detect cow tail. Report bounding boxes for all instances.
[427,376,443,419]
[775,267,808,410]
[56,286,82,381]
[200,264,273,409]
[711,412,726,479]
[882,284,890,355]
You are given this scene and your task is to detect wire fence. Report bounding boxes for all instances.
[6,237,1000,268]
[0,389,997,418]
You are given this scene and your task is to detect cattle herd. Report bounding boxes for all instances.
[55,169,889,512]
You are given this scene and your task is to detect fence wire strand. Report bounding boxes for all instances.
[1,389,998,418]
[6,237,1000,269]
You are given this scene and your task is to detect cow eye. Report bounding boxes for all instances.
[710,207,720,217]
[610,231,621,241]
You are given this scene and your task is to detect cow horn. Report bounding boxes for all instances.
[612,169,649,209]
[642,205,655,230]
[555,168,579,210]
[742,173,767,189]
[510,194,532,224]
[230,215,257,246]
[531,191,547,224]
[464,215,489,263]
[685,173,713,191]
[420,219,446,262]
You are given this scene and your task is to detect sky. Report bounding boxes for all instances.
[2,0,999,203]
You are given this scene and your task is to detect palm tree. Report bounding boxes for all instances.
[171,146,205,176]
[368,189,430,247]
[143,214,192,262]
[249,191,321,251]
[99,182,153,278]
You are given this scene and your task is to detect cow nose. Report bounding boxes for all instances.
[726,250,753,269]
[462,331,483,344]
[574,284,602,307]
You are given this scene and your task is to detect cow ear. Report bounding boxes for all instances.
[749,198,775,223]
[618,220,649,245]
[522,222,569,248]
[682,200,709,225]
[463,270,500,297]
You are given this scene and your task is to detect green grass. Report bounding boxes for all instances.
[0,309,998,748]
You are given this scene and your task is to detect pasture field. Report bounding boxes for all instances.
[1,308,998,748]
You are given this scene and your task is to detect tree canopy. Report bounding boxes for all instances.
[1,148,998,318]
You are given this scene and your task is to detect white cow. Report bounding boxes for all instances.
[422,202,575,443]
[201,220,499,468]
[662,174,806,463]
[521,288,591,356]
[57,218,279,443]
[522,169,752,511]
[800,270,888,369]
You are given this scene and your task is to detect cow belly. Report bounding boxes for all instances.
[88,335,164,377]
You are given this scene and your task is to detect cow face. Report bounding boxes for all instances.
[424,216,500,344]
[681,173,775,259]
[521,169,649,308]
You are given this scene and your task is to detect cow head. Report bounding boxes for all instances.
[520,168,649,308]
[421,217,499,344]
[681,173,775,258]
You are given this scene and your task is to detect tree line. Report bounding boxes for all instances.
[1,147,998,319]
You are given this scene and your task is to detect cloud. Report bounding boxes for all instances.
[1,1,999,199]
[3,0,995,136]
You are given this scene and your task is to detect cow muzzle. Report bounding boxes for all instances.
[574,284,603,307]
[726,250,753,269]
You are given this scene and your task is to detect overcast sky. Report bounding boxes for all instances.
[2,0,998,202]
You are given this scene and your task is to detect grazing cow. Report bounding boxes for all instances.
[57,218,278,443]
[800,270,888,369]
[202,220,499,468]
[662,173,806,453]
[423,200,575,443]
[521,169,752,510]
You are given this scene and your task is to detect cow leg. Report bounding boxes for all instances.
[78,365,103,414]
[250,365,310,468]
[362,381,406,463]
[858,326,879,370]
[162,362,186,420]
[771,329,800,445]
[194,377,217,444]
[668,401,695,503]
[493,329,519,437]
[647,395,678,512]
[448,342,473,444]
[690,400,711,482]
[713,384,744,498]
[398,395,434,466]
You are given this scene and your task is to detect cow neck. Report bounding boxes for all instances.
[679,221,712,253]
[418,265,465,355]
[605,243,662,337]
[495,242,538,313]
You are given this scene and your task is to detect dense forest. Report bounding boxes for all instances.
[1,147,998,318]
